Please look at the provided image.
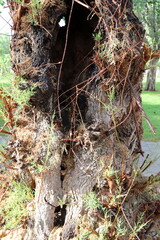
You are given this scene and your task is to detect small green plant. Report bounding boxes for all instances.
[0,137,9,164]
[29,160,44,173]
[28,115,59,174]
[92,31,102,42]
[13,87,34,110]
[22,0,43,25]
[58,197,67,207]
[14,0,43,25]
[103,166,118,179]
[0,77,36,125]
[39,121,57,169]
[0,54,11,75]
[75,227,91,240]
[104,88,119,114]
[115,219,127,238]
[28,0,43,25]
[83,191,101,210]
[0,0,5,7]
[0,105,8,124]
[130,213,150,238]
[0,181,34,229]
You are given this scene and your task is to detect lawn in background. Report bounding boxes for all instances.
[141,73,160,141]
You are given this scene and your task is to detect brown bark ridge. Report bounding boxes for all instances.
[6,0,156,239]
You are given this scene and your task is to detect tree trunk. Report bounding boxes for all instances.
[145,57,159,91]
[6,0,149,239]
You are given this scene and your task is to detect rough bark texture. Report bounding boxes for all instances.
[5,0,157,240]
[145,58,159,91]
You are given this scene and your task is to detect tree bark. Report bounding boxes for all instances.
[145,57,159,91]
[6,0,149,239]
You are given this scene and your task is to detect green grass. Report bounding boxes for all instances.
[141,73,160,141]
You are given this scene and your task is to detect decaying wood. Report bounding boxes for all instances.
[3,0,159,240]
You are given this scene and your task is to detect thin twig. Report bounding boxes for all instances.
[0,15,12,27]
[75,0,90,9]
[37,24,52,37]
[121,206,141,240]
[0,33,12,36]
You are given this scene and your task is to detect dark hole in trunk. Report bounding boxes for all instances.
[54,205,67,227]
[52,1,98,126]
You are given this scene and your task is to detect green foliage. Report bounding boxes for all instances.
[115,219,128,238]
[28,0,43,25]
[92,31,102,42]
[0,54,12,130]
[0,137,8,162]
[133,0,160,48]
[78,168,157,240]
[130,214,150,238]
[0,54,11,77]
[14,0,43,25]
[104,88,118,116]
[103,165,118,178]
[0,77,35,132]
[0,33,35,131]
[1,79,35,110]
[0,0,5,7]
[0,181,34,229]
[75,227,91,240]
[8,83,34,109]
[0,106,8,125]
[0,36,10,55]
[83,191,101,210]
[0,36,12,90]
